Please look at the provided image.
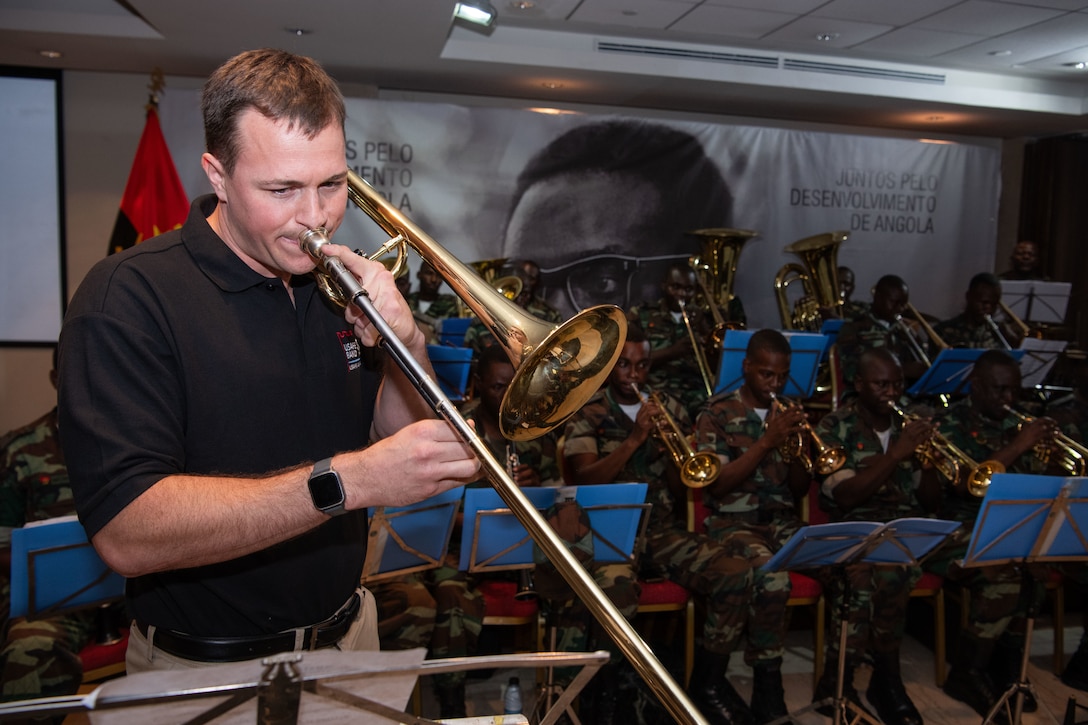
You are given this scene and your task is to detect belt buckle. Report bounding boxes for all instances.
[307,625,321,651]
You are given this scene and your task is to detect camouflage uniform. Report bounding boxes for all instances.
[840,299,871,322]
[629,299,712,419]
[835,312,929,386]
[406,292,460,320]
[924,398,1046,643]
[695,391,800,665]
[813,403,925,663]
[932,313,1008,350]
[0,409,96,701]
[563,389,751,657]
[462,296,563,358]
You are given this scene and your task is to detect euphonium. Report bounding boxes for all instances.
[768,393,846,475]
[888,401,1004,497]
[774,231,847,331]
[632,384,721,488]
[301,172,705,725]
[1002,405,1087,476]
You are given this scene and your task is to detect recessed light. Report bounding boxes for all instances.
[284,28,312,37]
[38,50,62,59]
[1064,61,1088,70]
[541,81,564,89]
[509,0,535,9]
[926,115,945,122]
[988,50,1012,57]
[815,32,839,42]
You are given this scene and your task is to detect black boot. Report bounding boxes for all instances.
[435,680,467,718]
[580,662,619,725]
[942,634,1006,723]
[867,650,922,725]
[750,658,791,725]
[1062,639,1088,692]
[989,634,1037,713]
[688,647,754,725]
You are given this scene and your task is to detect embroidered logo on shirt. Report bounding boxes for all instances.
[338,330,362,371]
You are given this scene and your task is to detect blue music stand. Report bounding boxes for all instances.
[10,515,125,620]
[426,344,473,402]
[459,487,557,572]
[820,319,845,361]
[764,517,959,725]
[437,317,473,347]
[906,348,1025,398]
[563,483,649,565]
[361,486,463,584]
[715,329,829,397]
[961,474,1088,725]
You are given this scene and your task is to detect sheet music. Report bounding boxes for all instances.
[1001,280,1072,324]
[1017,338,1067,388]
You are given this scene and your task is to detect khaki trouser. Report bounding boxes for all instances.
[126,587,379,674]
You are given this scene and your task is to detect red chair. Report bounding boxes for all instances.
[78,627,130,683]
[635,578,694,685]
[478,578,541,653]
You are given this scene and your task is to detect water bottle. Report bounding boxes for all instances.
[503,675,523,714]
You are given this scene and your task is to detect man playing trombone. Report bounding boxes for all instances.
[695,329,811,725]
[933,272,1022,350]
[562,324,753,725]
[918,350,1056,718]
[811,348,934,725]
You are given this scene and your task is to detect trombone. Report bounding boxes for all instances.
[888,401,1004,497]
[300,170,705,725]
[1002,405,1087,476]
[631,384,721,488]
[678,299,717,397]
[896,302,949,367]
[768,393,846,475]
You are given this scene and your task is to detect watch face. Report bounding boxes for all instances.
[309,471,345,510]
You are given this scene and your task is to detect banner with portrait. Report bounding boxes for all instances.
[160,92,1000,329]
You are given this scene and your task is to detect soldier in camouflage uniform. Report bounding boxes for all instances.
[629,263,716,420]
[407,261,461,343]
[837,266,870,322]
[835,275,930,389]
[933,272,1020,350]
[812,348,933,725]
[917,350,1057,718]
[0,352,97,702]
[695,329,811,725]
[563,325,753,725]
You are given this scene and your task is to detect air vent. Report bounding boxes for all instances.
[596,40,779,69]
[783,58,945,85]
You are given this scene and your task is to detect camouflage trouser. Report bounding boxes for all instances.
[705,513,799,664]
[370,565,485,688]
[925,531,1044,642]
[643,529,751,656]
[0,611,95,701]
[815,562,920,664]
[536,562,641,663]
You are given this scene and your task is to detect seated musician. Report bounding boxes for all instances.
[407,261,460,342]
[563,324,753,725]
[628,262,716,419]
[371,346,559,718]
[812,348,933,725]
[509,259,565,324]
[917,350,1057,718]
[835,275,930,388]
[837,266,870,321]
[695,329,810,725]
[933,272,1020,350]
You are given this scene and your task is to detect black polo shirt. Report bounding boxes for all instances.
[59,195,379,636]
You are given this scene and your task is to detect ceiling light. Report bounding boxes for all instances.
[988,50,1012,57]
[815,32,839,42]
[541,81,564,89]
[453,1,498,27]
[926,115,945,122]
[38,50,62,59]
[1064,61,1088,70]
[509,1,535,9]
[284,28,312,37]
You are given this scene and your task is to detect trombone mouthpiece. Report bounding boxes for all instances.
[298,227,332,261]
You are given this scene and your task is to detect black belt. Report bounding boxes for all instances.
[137,592,360,662]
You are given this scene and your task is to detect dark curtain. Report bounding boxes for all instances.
[1020,135,1088,353]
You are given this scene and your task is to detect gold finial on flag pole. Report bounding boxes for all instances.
[146,68,165,110]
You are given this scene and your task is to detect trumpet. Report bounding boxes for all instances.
[888,401,1004,497]
[300,171,703,725]
[632,384,721,488]
[1003,405,1087,476]
[768,393,846,475]
[677,300,716,398]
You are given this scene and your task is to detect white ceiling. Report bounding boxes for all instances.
[3,0,1088,138]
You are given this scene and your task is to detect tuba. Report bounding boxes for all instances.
[888,401,1004,497]
[300,171,705,725]
[686,228,758,321]
[774,231,847,331]
[1003,405,1087,476]
[632,384,721,488]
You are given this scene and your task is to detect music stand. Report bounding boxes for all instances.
[961,473,1088,725]
[715,330,829,397]
[1002,280,1073,326]
[569,483,650,565]
[361,487,463,585]
[1017,337,1068,390]
[425,344,473,402]
[906,348,1026,399]
[10,515,125,620]
[764,517,959,725]
[437,317,473,347]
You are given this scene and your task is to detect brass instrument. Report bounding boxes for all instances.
[774,231,847,331]
[888,401,1004,497]
[301,171,704,725]
[677,300,716,398]
[631,384,721,488]
[896,301,950,367]
[458,259,523,315]
[768,393,846,475]
[984,314,1013,350]
[686,227,758,319]
[1003,405,1087,476]
[507,445,538,601]
[999,300,1036,341]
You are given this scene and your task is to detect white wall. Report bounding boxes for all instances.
[0,69,1028,434]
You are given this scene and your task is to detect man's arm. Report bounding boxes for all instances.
[705,405,806,499]
[567,402,658,485]
[826,419,932,511]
